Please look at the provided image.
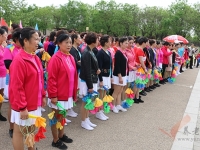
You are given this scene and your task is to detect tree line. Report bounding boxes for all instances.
[1,0,200,44]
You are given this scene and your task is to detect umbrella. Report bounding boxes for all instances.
[163,35,189,44]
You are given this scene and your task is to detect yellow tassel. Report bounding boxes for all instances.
[48,111,55,119]
[42,52,46,61]
[56,122,63,130]
[35,117,46,128]
[172,70,176,74]
[147,69,152,74]
[103,95,108,102]
[24,133,35,148]
[107,95,114,103]
[42,52,51,62]
[137,67,145,74]
[103,95,114,103]
[45,52,51,62]
[0,94,3,103]
[28,114,46,128]
[125,88,133,94]
[94,98,103,107]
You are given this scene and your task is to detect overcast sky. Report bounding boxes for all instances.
[25,0,199,8]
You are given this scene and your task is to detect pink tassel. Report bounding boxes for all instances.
[171,74,176,78]
[108,103,114,110]
[142,75,146,80]
[154,75,158,79]
[127,93,134,99]
[89,107,98,114]
[147,74,151,79]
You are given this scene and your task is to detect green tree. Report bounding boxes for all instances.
[60,0,91,32]
[169,0,194,37]
[92,0,119,35]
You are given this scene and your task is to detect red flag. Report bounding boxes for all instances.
[0,18,8,27]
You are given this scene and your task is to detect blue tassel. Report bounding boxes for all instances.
[174,63,178,67]
[103,86,109,92]
[82,95,90,102]
[130,82,134,88]
[167,78,173,84]
[6,74,9,85]
[49,117,57,126]
[121,102,130,109]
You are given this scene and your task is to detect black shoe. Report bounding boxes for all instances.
[164,79,168,82]
[140,90,147,96]
[180,70,184,73]
[143,90,147,95]
[59,134,73,143]
[159,80,165,85]
[9,129,13,138]
[190,67,193,69]
[0,114,7,121]
[155,83,160,87]
[134,99,139,104]
[138,98,144,103]
[152,85,156,88]
[148,87,153,91]
[149,86,155,90]
[52,140,68,150]
[145,87,150,92]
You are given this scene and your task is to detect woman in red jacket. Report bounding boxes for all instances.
[47,34,77,149]
[9,27,46,150]
[161,42,176,83]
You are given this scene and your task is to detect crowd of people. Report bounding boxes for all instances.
[0,24,199,150]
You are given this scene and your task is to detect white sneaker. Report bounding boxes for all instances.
[178,72,181,75]
[4,95,9,100]
[85,118,97,127]
[116,105,127,112]
[3,99,8,103]
[67,109,78,117]
[65,118,71,123]
[41,107,46,112]
[81,121,94,131]
[96,112,107,121]
[112,106,119,113]
[100,110,109,120]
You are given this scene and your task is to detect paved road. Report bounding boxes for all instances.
[0,68,199,150]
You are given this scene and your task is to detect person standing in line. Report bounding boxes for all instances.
[188,43,195,69]
[112,37,129,113]
[96,35,112,120]
[48,34,76,149]
[0,28,7,121]
[79,32,101,131]
[9,27,46,150]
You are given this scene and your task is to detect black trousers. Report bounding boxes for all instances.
[162,64,168,78]
[189,56,193,68]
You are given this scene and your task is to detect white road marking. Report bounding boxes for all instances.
[173,84,193,88]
